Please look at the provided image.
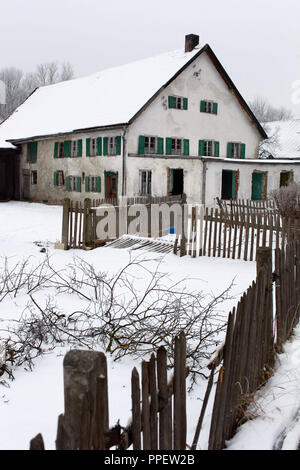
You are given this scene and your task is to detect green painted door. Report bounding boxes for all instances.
[251,173,264,200]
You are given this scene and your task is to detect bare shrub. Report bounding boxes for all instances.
[270,183,300,219]
[0,254,233,385]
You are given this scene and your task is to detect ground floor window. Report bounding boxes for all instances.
[139,170,152,195]
[66,176,81,192]
[280,171,293,187]
[31,171,37,185]
[85,176,101,192]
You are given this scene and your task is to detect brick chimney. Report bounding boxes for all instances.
[185,34,199,52]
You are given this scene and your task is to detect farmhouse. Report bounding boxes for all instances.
[0,34,299,206]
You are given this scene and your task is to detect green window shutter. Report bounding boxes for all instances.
[157,137,164,155]
[213,102,218,115]
[32,142,37,162]
[166,138,172,155]
[200,100,206,112]
[53,171,58,186]
[97,137,102,156]
[198,140,205,156]
[96,176,101,193]
[214,141,220,157]
[85,176,89,192]
[170,169,174,190]
[183,98,188,110]
[63,140,71,158]
[77,139,82,157]
[66,176,71,191]
[138,136,145,155]
[115,136,121,155]
[240,143,246,159]
[103,137,108,156]
[227,142,233,158]
[76,177,81,192]
[54,142,58,158]
[183,139,189,156]
[232,171,237,199]
[168,96,175,109]
[86,138,90,157]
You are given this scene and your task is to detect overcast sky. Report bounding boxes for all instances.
[1,0,300,116]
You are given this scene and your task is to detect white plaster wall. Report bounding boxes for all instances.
[204,160,300,207]
[19,129,124,203]
[127,50,262,159]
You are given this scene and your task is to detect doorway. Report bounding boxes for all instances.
[251,172,267,200]
[23,169,30,200]
[280,171,293,187]
[221,170,237,200]
[169,169,184,196]
[105,172,118,198]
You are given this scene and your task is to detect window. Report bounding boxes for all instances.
[31,171,37,185]
[58,142,64,158]
[140,170,152,195]
[86,137,102,157]
[198,140,220,157]
[66,176,81,192]
[138,136,164,155]
[168,96,188,110]
[166,138,189,156]
[53,170,65,187]
[85,176,101,192]
[227,142,246,159]
[26,142,38,163]
[103,136,121,156]
[200,100,218,115]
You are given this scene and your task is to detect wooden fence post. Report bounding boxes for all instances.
[61,198,70,250]
[84,198,93,247]
[256,246,272,276]
[56,350,108,450]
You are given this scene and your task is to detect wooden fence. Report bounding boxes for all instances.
[175,206,300,261]
[199,241,300,450]
[29,333,188,451]
[61,195,186,250]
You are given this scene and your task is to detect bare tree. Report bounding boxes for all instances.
[0,61,74,120]
[270,183,300,219]
[249,95,293,123]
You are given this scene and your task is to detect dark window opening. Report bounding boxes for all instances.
[170,169,184,196]
[221,170,237,200]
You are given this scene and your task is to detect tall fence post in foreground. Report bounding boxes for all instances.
[55,350,108,450]
[84,198,93,247]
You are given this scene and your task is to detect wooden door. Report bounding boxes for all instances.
[105,173,118,198]
[251,172,264,200]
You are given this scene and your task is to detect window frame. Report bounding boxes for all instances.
[139,170,152,196]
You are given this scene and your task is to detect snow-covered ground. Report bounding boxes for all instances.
[0,201,299,451]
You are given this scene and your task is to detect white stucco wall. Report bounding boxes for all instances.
[19,128,124,203]
[204,159,300,207]
[125,49,263,201]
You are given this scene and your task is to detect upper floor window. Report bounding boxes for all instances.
[26,142,38,163]
[168,95,188,110]
[198,140,220,157]
[200,100,218,115]
[103,136,121,156]
[138,135,164,155]
[54,140,82,158]
[227,142,246,159]
[166,137,189,156]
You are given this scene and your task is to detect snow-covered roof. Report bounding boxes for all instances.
[0,47,200,146]
[260,119,300,159]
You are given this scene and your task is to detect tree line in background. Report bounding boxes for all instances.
[0,61,74,122]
